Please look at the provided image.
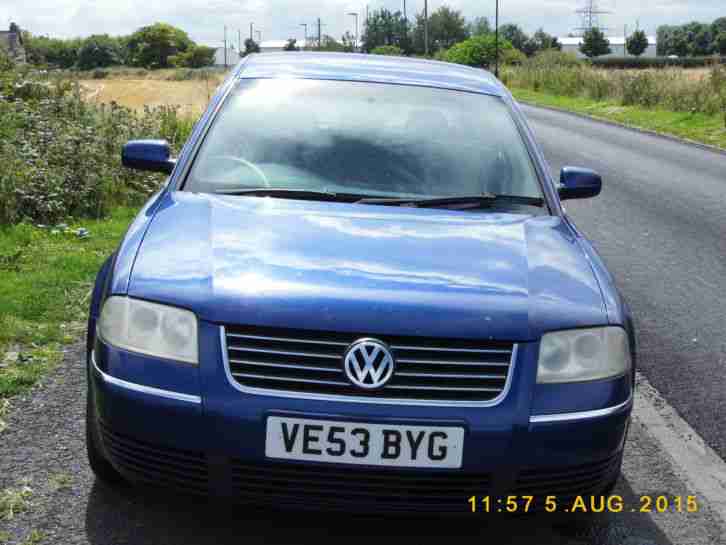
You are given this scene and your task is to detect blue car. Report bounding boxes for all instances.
[86,53,635,513]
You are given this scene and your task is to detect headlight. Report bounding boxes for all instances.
[98,296,198,364]
[537,327,630,384]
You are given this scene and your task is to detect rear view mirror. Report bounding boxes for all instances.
[558,167,602,200]
[122,140,176,174]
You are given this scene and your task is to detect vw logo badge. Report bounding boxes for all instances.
[343,339,395,390]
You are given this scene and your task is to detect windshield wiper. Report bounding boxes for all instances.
[214,188,364,202]
[355,193,545,209]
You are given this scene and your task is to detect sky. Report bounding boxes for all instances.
[0,1,723,46]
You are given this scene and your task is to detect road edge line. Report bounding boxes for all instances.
[633,371,726,525]
[517,100,726,158]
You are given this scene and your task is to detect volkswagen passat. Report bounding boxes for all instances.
[86,53,635,512]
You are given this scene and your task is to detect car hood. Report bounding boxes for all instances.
[127,192,607,341]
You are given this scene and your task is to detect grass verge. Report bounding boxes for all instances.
[511,88,726,151]
[0,207,135,400]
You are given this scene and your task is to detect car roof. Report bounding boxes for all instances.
[237,52,506,97]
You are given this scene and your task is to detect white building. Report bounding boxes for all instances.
[559,36,658,58]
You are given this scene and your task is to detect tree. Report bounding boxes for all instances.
[691,27,714,56]
[656,25,676,56]
[499,24,528,52]
[532,28,561,51]
[243,38,260,56]
[716,32,726,56]
[626,30,649,57]
[76,35,123,70]
[283,39,299,52]
[362,8,411,54]
[467,16,491,37]
[23,35,82,68]
[671,31,690,57]
[412,6,468,54]
[522,28,561,57]
[169,45,216,67]
[712,17,726,39]
[126,23,193,68]
[580,28,611,58]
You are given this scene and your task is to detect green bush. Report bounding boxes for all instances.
[169,45,216,68]
[371,45,404,56]
[444,35,514,68]
[0,68,193,226]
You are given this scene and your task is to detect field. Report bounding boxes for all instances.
[79,69,226,117]
[81,78,219,116]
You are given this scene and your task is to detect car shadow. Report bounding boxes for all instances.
[83,478,671,545]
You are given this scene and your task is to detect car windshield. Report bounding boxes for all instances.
[184,79,544,204]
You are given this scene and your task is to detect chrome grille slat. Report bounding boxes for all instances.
[229,359,343,373]
[226,333,349,347]
[395,371,507,380]
[386,384,503,392]
[227,346,340,359]
[223,325,516,404]
[390,345,511,354]
[232,373,349,387]
[397,358,510,366]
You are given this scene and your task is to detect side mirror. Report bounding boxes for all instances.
[122,140,176,174]
[558,166,602,200]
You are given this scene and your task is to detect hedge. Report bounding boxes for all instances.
[591,56,726,69]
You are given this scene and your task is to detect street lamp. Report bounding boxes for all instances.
[348,12,359,51]
[424,0,429,56]
[495,0,500,77]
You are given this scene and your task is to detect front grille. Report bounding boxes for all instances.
[99,422,209,495]
[223,325,516,403]
[231,460,491,512]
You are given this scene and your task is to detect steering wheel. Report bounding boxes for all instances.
[209,155,270,187]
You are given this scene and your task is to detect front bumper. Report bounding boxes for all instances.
[90,323,632,513]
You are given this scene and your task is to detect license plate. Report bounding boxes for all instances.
[265,416,464,468]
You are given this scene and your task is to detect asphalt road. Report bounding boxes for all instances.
[521,104,726,461]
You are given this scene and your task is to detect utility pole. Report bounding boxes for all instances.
[403,0,406,20]
[224,25,228,68]
[250,22,254,41]
[256,30,262,43]
[300,23,308,48]
[318,17,322,50]
[238,29,241,55]
[494,0,499,77]
[424,0,429,56]
[348,12,359,51]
